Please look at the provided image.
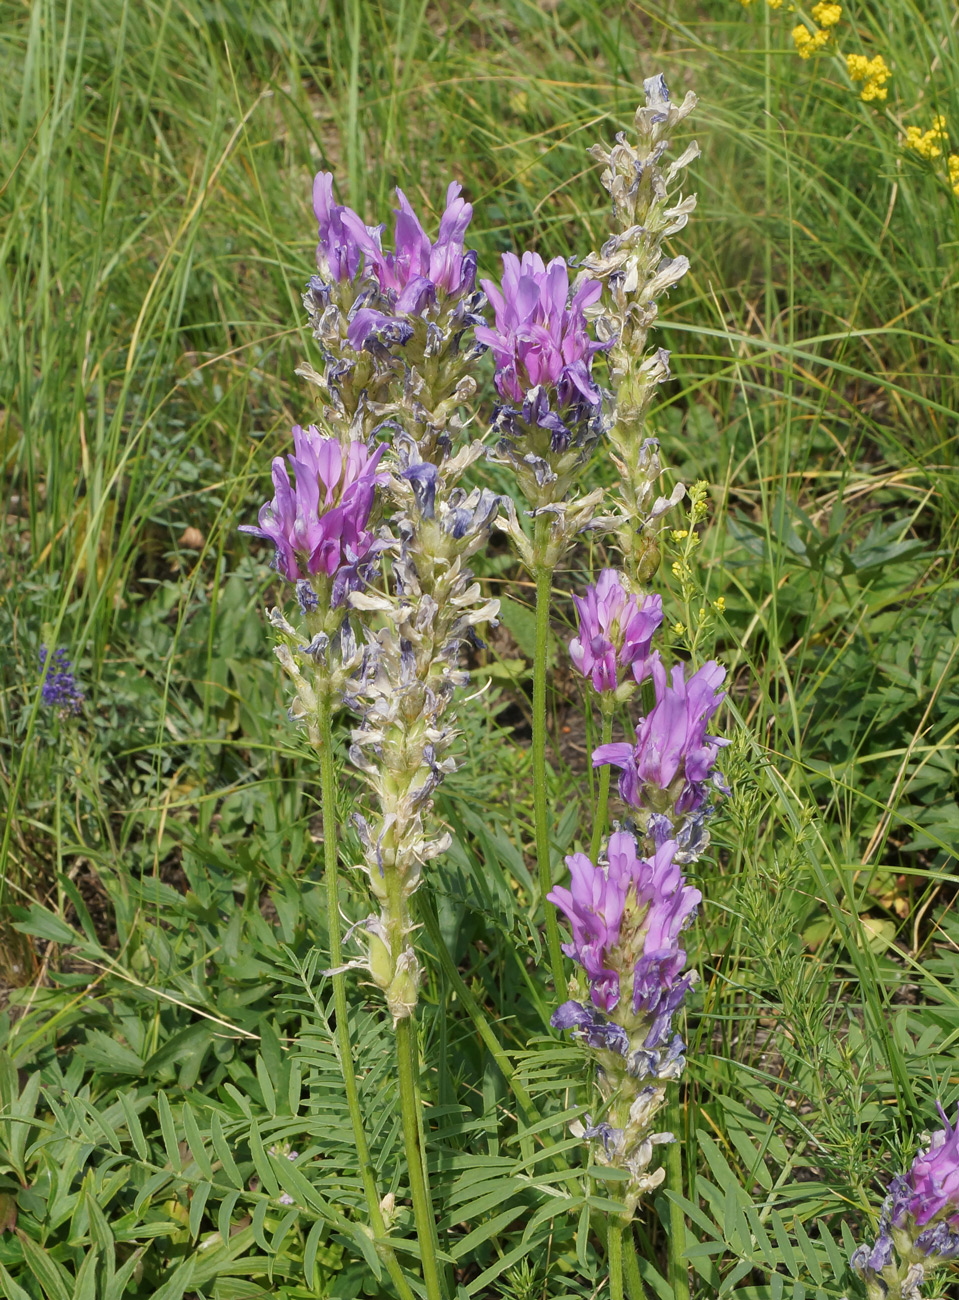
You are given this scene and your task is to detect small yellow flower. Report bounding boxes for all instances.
[904,115,948,160]
[767,0,784,8]
[792,23,829,58]
[846,53,869,80]
[672,621,686,636]
[714,596,726,613]
[811,1,841,27]
[671,529,689,541]
[847,52,891,102]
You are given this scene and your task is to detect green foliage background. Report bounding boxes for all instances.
[1,0,958,1296]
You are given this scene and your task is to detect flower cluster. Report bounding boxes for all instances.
[39,646,84,717]
[550,832,699,1028]
[240,425,387,743]
[480,252,607,505]
[479,251,610,573]
[852,1105,959,1299]
[900,107,959,197]
[846,52,891,102]
[569,569,662,697]
[792,2,842,58]
[792,22,830,59]
[595,656,728,847]
[549,833,700,1213]
[905,116,948,160]
[240,424,385,599]
[302,174,485,457]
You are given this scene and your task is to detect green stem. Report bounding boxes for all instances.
[608,1218,625,1300]
[395,1015,446,1300]
[623,1228,648,1300]
[665,1088,689,1300]
[532,554,565,999]
[590,703,615,862]
[317,698,415,1300]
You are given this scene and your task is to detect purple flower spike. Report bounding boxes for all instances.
[896,1104,959,1229]
[569,569,662,693]
[477,252,605,406]
[594,657,728,815]
[240,425,386,593]
[313,172,371,283]
[39,646,84,715]
[342,182,477,305]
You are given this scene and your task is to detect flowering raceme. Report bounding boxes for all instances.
[479,251,609,524]
[548,831,700,1026]
[549,829,702,1212]
[240,424,385,599]
[594,656,728,818]
[304,174,486,461]
[569,569,662,694]
[478,252,604,409]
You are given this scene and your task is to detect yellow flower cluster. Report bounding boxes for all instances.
[846,52,891,102]
[791,5,840,60]
[905,115,947,160]
[792,23,830,58]
[950,155,959,196]
[811,2,842,27]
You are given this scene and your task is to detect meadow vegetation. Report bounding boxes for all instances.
[2,1,958,1297]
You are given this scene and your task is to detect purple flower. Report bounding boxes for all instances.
[342,183,477,307]
[313,172,371,283]
[477,252,605,406]
[547,843,630,1011]
[548,832,700,1016]
[39,646,84,715]
[550,1001,629,1055]
[594,657,728,815]
[240,425,386,594]
[632,952,694,1047]
[895,1105,959,1229]
[569,570,662,693]
[346,305,414,353]
[631,839,701,951]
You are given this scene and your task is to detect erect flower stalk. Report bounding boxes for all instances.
[551,587,728,1221]
[584,74,700,585]
[479,250,611,997]
[240,420,422,1292]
